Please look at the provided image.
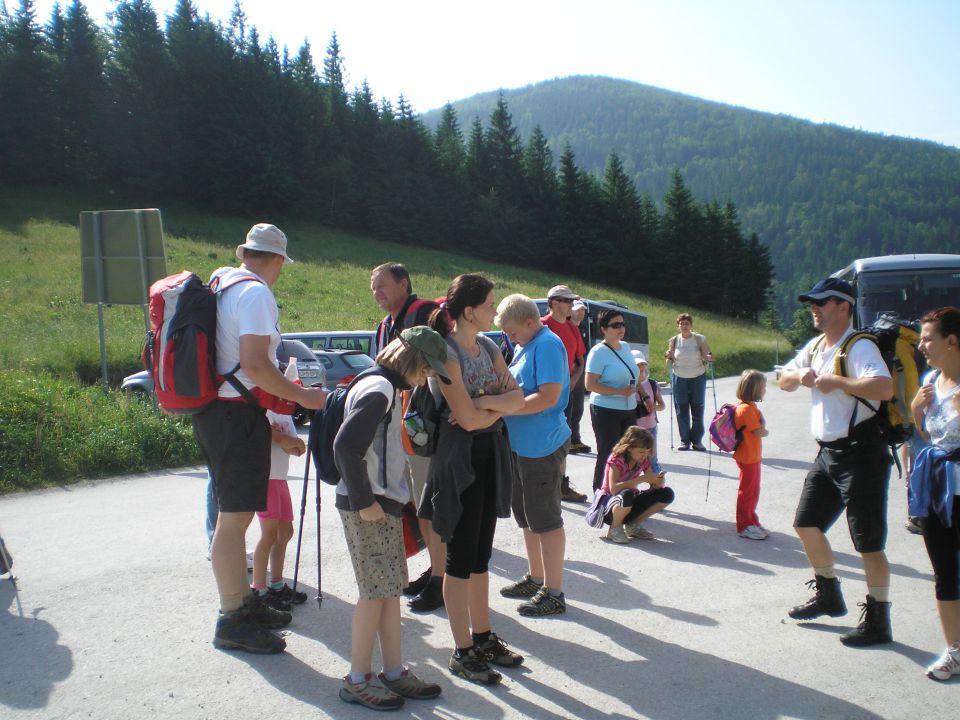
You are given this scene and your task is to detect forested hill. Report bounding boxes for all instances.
[423,76,960,316]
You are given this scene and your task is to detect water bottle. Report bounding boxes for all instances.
[284,357,301,385]
[404,412,429,447]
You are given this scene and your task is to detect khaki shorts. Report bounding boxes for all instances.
[512,443,566,533]
[408,454,431,509]
[338,509,408,600]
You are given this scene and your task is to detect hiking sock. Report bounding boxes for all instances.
[471,631,491,646]
[269,579,285,591]
[529,576,544,586]
[220,592,243,613]
[252,583,268,595]
[868,586,890,602]
[546,587,563,597]
[381,666,404,682]
[813,565,837,579]
[348,671,368,684]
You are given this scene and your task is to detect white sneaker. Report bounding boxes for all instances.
[606,526,631,544]
[738,525,767,541]
[625,522,655,540]
[757,525,771,538]
[927,643,960,681]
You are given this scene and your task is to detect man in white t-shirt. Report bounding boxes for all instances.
[193,223,326,654]
[779,277,894,647]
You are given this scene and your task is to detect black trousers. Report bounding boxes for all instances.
[590,405,638,491]
[922,496,960,601]
[565,372,586,443]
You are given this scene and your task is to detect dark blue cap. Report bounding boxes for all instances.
[798,278,855,305]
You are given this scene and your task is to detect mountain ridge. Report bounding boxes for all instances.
[422,75,960,316]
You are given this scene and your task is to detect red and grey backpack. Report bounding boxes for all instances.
[143,270,294,415]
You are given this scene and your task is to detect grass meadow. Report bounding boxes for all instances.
[0,187,789,492]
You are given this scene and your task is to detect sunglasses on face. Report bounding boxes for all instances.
[605,321,626,329]
[554,298,574,304]
[809,298,833,307]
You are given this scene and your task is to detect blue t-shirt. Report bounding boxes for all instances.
[503,327,571,458]
[586,341,638,411]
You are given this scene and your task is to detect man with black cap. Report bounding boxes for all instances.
[542,285,588,502]
[779,277,894,646]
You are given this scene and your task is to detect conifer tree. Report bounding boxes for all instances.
[0,0,58,181]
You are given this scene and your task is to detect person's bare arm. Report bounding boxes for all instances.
[509,382,562,417]
[240,334,326,409]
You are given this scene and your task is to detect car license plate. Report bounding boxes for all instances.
[299,370,318,378]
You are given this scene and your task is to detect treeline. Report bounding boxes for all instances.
[432,76,960,318]
[0,0,773,320]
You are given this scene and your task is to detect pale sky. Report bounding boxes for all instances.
[27,0,960,147]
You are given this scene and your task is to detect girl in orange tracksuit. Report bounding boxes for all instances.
[734,370,770,540]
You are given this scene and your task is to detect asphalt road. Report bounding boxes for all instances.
[1,373,955,719]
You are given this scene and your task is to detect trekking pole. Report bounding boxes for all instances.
[706,441,712,502]
[292,445,311,595]
[315,462,323,609]
[669,372,675,450]
[710,361,718,414]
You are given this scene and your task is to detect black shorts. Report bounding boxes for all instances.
[793,435,891,553]
[192,400,271,513]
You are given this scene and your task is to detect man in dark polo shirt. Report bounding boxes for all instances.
[370,262,445,611]
[542,285,588,503]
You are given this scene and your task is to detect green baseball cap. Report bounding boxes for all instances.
[401,326,452,384]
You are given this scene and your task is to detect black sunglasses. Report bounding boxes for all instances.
[605,321,626,329]
[808,298,833,307]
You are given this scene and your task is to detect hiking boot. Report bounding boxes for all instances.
[561,477,587,503]
[378,669,442,699]
[738,525,767,541]
[261,588,292,611]
[606,525,631,544]
[339,673,404,710]
[788,576,847,620]
[927,642,960,681]
[500,574,543,599]
[403,568,432,597]
[691,442,707,452]
[476,632,524,667]
[677,442,691,451]
[625,522,655,540]
[213,607,286,654]
[518,588,566,617]
[449,647,502,685]
[569,441,591,454]
[408,577,444,613]
[245,592,292,629]
[276,583,308,605]
[840,596,892,647]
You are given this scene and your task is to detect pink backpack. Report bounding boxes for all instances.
[709,403,745,453]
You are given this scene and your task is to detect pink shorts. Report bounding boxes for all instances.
[256,479,294,522]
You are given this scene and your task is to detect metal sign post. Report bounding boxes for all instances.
[80,209,167,390]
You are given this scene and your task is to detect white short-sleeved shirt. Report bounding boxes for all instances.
[784,328,890,442]
[212,267,281,399]
[266,410,298,480]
